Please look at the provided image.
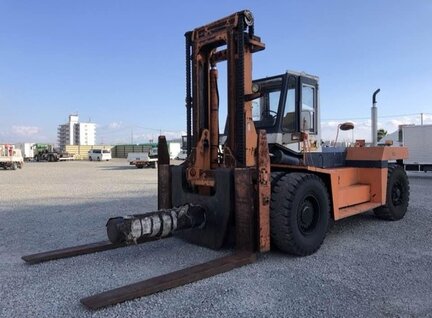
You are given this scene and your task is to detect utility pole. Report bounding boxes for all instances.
[131,128,134,144]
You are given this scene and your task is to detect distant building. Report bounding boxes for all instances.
[58,114,96,150]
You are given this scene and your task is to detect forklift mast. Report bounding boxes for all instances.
[184,10,265,187]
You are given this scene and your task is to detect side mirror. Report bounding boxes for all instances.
[334,122,354,147]
[339,122,354,131]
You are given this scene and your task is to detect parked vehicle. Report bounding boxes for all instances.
[381,124,432,172]
[16,143,35,161]
[175,149,188,160]
[168,142,181,160]
[33,144,73,162]
[88,149,111,161]
[148,147,158,159]
[127,152,157,168]
[0,145,24,170]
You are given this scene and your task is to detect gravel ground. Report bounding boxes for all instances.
[1,160,431,317]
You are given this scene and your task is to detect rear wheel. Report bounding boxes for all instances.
[271,171,286,188]
[373,164,410,220]
[270,173,330,256]
[11,162,17,170]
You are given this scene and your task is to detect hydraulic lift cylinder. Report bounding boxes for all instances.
[106,204,206,244]
[210,66,219,169]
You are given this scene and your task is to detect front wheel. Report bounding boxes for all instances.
[270,173,330,256]
[373,164,410,220]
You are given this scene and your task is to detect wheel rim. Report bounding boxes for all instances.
[391,181,404,206]
[297,194,320,235]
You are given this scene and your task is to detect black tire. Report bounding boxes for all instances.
[270,173,330,256]
[271,171,286,188]
[89,157,92,161]
[136,165,144,169]
[11,162,17,170]
[373,164,410,221]
[97,157,101,161]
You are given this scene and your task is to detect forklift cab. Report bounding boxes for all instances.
[251,72,320,152]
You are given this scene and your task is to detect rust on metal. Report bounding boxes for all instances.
[243,42,258,167]
[81,252,256,310]
[187,9,265,189]
[158,164,172,210]
[157,136,170,165]
[186,129,215,187]
[157,136,172,210]
[234,168,255,252]
[209,66,219,169]
[21,241,126,265]
[256,130,271,252]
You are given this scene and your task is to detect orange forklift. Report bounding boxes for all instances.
[23,10,409,309]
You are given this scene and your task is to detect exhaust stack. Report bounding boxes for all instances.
[371,88,380,146]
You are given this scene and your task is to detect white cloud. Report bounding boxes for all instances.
[131,130,185,144]
[321,113,432,142]
[11,125,41,137]
[108,121,123,129]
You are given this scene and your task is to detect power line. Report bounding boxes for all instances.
[322,112,432,121]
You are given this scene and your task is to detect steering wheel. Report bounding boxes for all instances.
[262,110,278,119]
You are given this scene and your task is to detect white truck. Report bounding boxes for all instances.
[382,124,432,172]
[168,142,181,160]
[0,145,24,170]
[16,143,35,161]
[127,151,157,169]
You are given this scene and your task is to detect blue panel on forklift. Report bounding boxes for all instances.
[303,151,347,168]
[271,144,347,169]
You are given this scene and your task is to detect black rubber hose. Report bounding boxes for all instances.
[185,31,192,156]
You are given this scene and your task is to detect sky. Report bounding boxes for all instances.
[1,0,431,145]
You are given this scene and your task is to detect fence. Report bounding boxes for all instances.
[64,144,158,159]
[65,145,113,160]
[111,144,156,158]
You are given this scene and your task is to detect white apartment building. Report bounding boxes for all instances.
[58,115,96,150]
